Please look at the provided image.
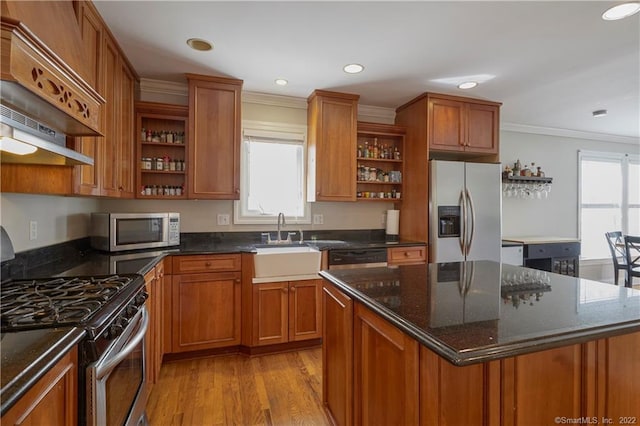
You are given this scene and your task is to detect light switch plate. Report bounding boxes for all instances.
[217,214,230,226]
[313,214,324,225]
[29,221,37,240]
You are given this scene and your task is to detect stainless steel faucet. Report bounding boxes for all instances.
[276,212,285,242]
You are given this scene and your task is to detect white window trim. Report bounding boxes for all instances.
[233,120,311,225]
[578,149,640,260]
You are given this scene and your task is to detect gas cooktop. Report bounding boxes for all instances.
[0,275,141,332]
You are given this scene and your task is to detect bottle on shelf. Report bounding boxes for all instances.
[373,138,379,158]
[364,141,369,158]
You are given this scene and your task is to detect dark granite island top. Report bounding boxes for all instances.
[319,260,640,366]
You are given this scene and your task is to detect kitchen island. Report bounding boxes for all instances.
[320,261,640,426]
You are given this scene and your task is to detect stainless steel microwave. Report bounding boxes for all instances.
[90,212,180,252]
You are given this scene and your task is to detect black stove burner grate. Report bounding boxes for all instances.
[1,275,135,331]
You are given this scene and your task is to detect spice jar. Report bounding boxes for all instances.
[155,157,164,171]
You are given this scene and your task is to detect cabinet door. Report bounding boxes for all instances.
[307,91,359,202]
[187,75,242,200]
[466,102,499,154]
[73,2,103,196]
[172,271,241,352]
[354,303,419,426]
[100,34,121,197]
[428,97,465,152]
[289,279,322,341]
[322,283,354,426]
[143,268,157,386]
[154,262,165,381]
[1,348,77,425]
[252,282,289,346]
[117,60,135,198]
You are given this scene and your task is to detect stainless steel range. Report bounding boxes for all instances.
[0,274,149,426]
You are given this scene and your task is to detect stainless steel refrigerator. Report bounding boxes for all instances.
[429,160,501,263]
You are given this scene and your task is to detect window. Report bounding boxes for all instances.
[234,122,310,224]
[579,151,640,259]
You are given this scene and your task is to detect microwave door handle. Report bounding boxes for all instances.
[95,307,149,380]
[466,188,476,256]
[459,190,466,255]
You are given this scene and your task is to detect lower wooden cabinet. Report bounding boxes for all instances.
[322,281,640,426]
[144,261,165,386]
[322,282,354,426]
[354,303,419,426]
[252,279,322,346]
[1,347,77,425]
[387,245,427,266]
[172,270,241,352]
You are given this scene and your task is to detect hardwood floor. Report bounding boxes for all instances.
[146,348,330,425]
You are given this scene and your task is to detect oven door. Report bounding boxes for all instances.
[87,306,149,426]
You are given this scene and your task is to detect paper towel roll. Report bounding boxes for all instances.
[386,210,400,236]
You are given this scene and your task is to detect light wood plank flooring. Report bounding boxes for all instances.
[146,348,330,425]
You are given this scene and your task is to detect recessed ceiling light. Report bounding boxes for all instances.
[343,63,364,74]
[186,38,213,51]
[458,81,478,89]
[275,79,288,86]
[592,109,608,118]
[602,2,640,20]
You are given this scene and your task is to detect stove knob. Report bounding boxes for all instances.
[135,292,148,306]
[108,323,124,339]
[126,305,138,317]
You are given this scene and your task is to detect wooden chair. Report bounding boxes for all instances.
[605,231,627,286]
[623,235,640,288]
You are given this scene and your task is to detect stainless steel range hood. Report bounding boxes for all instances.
[0,105,94,166]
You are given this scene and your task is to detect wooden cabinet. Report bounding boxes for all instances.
[73,2,136,198]
[322,282,354,426]
[428,94,500,155]
[186,74,242,200]
[171,254,242,352]
[522,241,581,277]
[356,122,405,202]
[135,102,188,199]
[420,346,499,426]
[144,261,165,386]
[395,92,500,242]
[1,347,77,425]
[251,279,322,346]
[387,245,427,266]
[354,303,419,426]
[307,90,360,202]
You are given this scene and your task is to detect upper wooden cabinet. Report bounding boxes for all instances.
[395,92,501,242]
[186,74,243,200]
[307,90,360,202]
[428,94,500,155]
[72,2,136,198]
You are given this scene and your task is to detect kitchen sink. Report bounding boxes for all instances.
[253,245,321,282]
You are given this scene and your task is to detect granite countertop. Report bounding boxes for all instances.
[1,327,85,415]
[320,261,640,366]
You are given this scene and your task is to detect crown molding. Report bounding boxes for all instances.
[139,78,188,97]
[501,122,639,145]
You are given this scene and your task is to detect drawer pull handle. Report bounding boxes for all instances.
[281,287,288,293]
[291,286,296,292]
[205,262,212,267]
[404,252,410,257]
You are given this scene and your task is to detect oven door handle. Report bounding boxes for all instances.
[95,306,149,380]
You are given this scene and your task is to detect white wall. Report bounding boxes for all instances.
[500,130,639,282]
[0,193,99,252]
[500,130,638,238]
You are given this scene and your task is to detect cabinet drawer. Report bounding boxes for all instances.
[388,246,427,265]
[172,254,241,274]
[524,243,580,260]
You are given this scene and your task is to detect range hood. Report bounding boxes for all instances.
[0,105,94,166]
[0,15,104,166]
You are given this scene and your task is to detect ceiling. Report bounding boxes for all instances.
[94,1,640,141]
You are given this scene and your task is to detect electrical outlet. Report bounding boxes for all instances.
[217,214,230,226]
[313,214,324,225]
[29,221,37,240]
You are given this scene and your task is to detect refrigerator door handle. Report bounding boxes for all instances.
[459,190,467,255]
[466,188,476,256]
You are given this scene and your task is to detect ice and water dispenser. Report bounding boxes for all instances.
[438,206,460,238]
